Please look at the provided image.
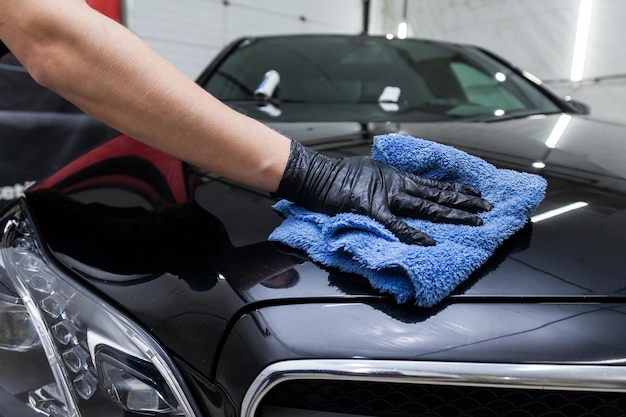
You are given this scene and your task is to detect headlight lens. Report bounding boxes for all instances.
[0,207,198,417]
[0,288,40,352]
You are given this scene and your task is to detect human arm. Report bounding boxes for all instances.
[0,0,491,244]
[0,0,291,191]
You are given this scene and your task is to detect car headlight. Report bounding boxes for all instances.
[0,205,199,417]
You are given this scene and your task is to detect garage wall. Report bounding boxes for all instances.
[124,0,364,79]
[369,0,626,125]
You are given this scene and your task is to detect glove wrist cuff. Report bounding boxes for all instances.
[272,140,336,211]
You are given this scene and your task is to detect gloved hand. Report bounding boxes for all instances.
[273,140,493,246]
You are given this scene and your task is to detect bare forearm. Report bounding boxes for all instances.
[0,0,290,191]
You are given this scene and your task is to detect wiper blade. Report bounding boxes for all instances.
[219,97,284,117]
[468,110,562,122]
[220,97,280,105]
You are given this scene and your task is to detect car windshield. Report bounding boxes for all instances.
[202,35,561,122]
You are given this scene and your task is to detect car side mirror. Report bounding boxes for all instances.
[564,96,591,115]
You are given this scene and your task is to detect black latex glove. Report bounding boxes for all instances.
[273,140,493,246]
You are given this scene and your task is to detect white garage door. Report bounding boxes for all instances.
[124,0,364,79]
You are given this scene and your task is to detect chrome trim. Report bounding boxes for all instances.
[241,359,626,417]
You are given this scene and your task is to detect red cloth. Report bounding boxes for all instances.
[86,0,122,23]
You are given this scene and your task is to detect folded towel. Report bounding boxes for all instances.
[269,134,547,307]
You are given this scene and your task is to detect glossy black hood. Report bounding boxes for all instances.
[22,113,626,382]
[388,114,626,298]
[253,113,626,300]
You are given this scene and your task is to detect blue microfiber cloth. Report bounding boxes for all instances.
[269,134,547,307]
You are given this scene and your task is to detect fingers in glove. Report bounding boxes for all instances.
[406,173,482,197]
[448,182,482,197]
[403,176,493,213]
[391,196,485,226]
[382,216,436,246]
[432,191,493,213]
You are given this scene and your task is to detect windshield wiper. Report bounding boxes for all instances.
[467,109,563,122]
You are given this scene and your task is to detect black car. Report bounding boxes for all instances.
[1,34,626,417]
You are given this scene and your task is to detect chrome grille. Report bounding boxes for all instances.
[241,360,626,417]
[260,379,626,417]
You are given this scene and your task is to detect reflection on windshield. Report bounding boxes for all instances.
[203,35,561,122]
